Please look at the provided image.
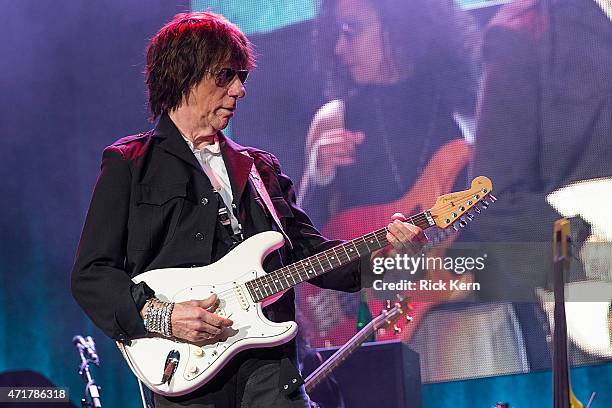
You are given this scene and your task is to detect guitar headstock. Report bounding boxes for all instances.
[376,295,413,334]
[428,176,495,230]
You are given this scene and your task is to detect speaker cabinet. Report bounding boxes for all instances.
[314,340,422,408]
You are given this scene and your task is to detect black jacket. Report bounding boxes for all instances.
[71,113,367,344]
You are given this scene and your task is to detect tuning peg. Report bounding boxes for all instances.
[385,299,392,310]
[458,218,467,228]
[406,315,413,322]
[481,201,489,209]
[393,325,401,334]
[466,212,474,221]
[489,194,497,202]
[474,206,481,214]
[452,224,459,232]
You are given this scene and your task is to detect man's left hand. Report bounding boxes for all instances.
[379,212,428,257]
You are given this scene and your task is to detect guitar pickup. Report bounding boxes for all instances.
[233,286,249,310]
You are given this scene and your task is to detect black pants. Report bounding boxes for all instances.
[154,347,310,408]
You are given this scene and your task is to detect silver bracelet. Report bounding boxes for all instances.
[163,302,174,337]
[144,298,175,336]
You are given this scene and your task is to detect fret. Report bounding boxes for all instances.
[271,275,280,292]
[340,244,353,263]
[312,253,326,276]
[290,270,297,285]
[282,269,292,288]
[295,266,306,283]
[373,231,383,248]
[251,283,262,299]
[280,274,289,290]
[414,214,430,229]
[334,246,348,264]
[363,235,376,251]
[376,229,389,247]
[295,261,306,280]
[297,260,307,278]
[245,281,255,299]
[260,273,272,291]
[334,247,344,264]
[258,274,269,295]
[355,239,368,256]
[358,237,370,252]
[301,259,315,278]
[349,241,360,257]
[274,271,288,291]
[293,262,306,284]
[262,280,272,297]
[327,250,340,268]
[281,264,295,286]
[282,275,290,290]
[322,252,335,270]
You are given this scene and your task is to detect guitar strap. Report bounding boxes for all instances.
[243,152,294,250]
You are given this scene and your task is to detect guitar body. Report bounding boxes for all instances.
[303,139,472,347]
[117,231,298,396]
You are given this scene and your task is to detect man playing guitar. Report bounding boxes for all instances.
[70,11,427,407]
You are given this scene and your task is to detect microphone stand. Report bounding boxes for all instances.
[73,336,102,408]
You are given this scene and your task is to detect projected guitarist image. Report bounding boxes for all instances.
[296,0,480,352]
[70,12,431,407]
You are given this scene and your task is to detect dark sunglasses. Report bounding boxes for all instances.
[210,68,250,87]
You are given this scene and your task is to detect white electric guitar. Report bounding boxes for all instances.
[118,176,494,396]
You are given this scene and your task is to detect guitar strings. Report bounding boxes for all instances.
[187,190,489,303]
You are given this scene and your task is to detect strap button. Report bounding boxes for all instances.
[194,232,204,241]
[201,197,209,205]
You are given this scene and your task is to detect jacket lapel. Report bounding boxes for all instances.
[152,113,255,202]
[153,113,204,174]
[220,133,254,204]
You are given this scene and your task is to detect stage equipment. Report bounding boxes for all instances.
[72,335,101,408]
[305,295,412,394]
[317,340,422,408]
[551,219,585,408]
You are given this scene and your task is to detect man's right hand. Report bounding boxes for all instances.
[170,294,233,342]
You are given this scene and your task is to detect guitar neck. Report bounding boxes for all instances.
[245,212,433,303]
[304,308,398,392]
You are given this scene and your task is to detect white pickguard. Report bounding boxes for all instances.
[117,231,299,396]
